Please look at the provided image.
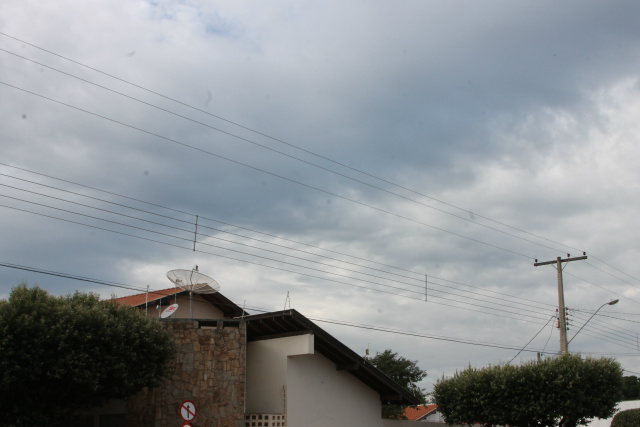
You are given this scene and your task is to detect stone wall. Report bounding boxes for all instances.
[127,319,246,427]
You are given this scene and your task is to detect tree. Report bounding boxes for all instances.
[369,349,427,419]
[432,354,623,427]
[0,285,176,427]
[622,376,640,401]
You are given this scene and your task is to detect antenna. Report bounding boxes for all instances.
[167,266,220,318]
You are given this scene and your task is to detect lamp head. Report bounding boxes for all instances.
[607,299,619,306]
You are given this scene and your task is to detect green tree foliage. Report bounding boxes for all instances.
[369,349,427,419]
[611,408,640,427]
[432,354,623,427]
[622,376,640,401]
[0,285,176,427]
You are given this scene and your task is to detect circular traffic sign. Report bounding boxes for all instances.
[180,400,197,421]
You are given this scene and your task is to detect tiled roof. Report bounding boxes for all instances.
[113,287,184,307]
[112,287,246,318]
[404,404,438,421]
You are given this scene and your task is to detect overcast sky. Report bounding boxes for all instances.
[2,0,640,394]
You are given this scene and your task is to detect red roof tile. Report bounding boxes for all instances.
[404,404,438,421]
[113,287,184,307]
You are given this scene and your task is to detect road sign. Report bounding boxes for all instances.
[180,400,197,421]
[181,423,192,427]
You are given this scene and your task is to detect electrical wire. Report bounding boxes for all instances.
[0,201,554,325]
[508,315,556,364]
[0,80,539,261]
[0,185,558,321]
[0,164,562,313]
[0,32,591,257]
[563,270,640,306]
[0,261,553,353]
[0,79,537,260]
[3,35,640,349]
[3,32,640,317]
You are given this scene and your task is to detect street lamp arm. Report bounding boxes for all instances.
[567,299,619,346]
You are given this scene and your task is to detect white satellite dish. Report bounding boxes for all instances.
[167,266,220,318]
[161,303,179,318]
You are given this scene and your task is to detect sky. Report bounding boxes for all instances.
[2,0,640,395]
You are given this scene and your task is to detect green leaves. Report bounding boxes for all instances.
[369,349,427,419]
[0,284,176,427]
[611,408,640,427]
[432,354,623,427]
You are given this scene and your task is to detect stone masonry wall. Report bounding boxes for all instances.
[126,319,246,427]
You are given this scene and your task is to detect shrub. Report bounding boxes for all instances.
[611,408,640,427]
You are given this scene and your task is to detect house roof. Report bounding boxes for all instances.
[403,404,439,421]
[114,287,246,318]
[243,309,421,406]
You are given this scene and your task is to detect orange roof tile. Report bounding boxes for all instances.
[113,287,185,307]
[403,404,438,421]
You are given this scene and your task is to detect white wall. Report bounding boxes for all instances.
[246,333,384,427]
[287,353,382,427]
[246,334,314,414]
[425,410,444,423]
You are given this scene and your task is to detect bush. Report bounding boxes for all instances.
[611,408,640,427]
[433,354,623,427]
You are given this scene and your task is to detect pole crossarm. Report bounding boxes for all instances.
[534,255,587,267]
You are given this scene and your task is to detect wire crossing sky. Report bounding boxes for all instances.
[2,0,640,391]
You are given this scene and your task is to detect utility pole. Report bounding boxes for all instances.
[534,253,587,354]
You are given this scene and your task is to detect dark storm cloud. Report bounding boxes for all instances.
[2,0,640,392]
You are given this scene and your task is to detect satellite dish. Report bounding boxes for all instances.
[161,303,179,318]
[167,266,220,318]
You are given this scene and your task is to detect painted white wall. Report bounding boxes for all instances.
[287,352,382,427]
[246,334,314,414]
[247,333,383,427]
[424,410,444,423]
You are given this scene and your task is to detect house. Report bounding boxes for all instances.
[82,287,420,427]
[403,405,444,423]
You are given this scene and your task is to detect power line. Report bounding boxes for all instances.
[508,315,556,364]
[0,46,583,259]
[0,80,536,260]
[0,261,554,353]
[0,163,555,314]
[0,32,587,256]
[0,201,553,324]
[3,32,640,321]
[0,165,558,312]
[0,183,557,320]
[563,270,640,306]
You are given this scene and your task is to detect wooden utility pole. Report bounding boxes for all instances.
[534,253,587,354]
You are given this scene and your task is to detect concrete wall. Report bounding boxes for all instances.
[287,353,382,427]
[246,333,383,427]
[127,319,246,427]
[425,410,444,423]
[246,334,314,414]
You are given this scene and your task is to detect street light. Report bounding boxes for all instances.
[567,299,619,347]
